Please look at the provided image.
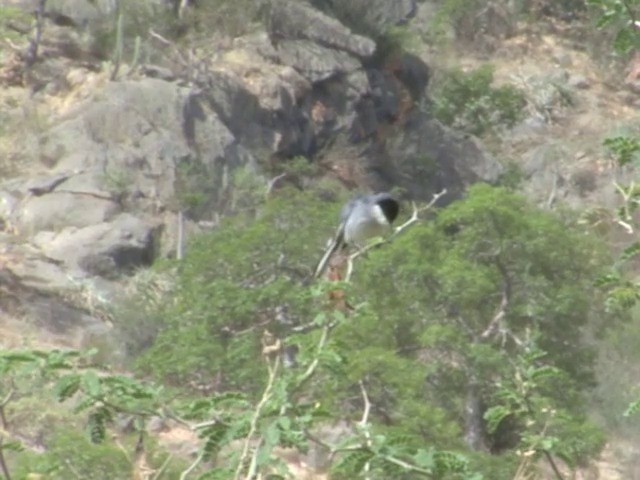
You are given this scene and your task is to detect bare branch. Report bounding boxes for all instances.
[180,451,204,480]
[233,355,280,480]
[176,211,185,261]
[265,173,287,198]
[0,389,14,430]
[480,256,518,348]
[25,0,46,68]
[295,323,331,387]
[178,0,190,19]
[392,188,447,237]
[359,380,372,427]
[359,380,373,480]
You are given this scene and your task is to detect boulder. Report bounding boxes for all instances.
[33,213,159,279]
[376,114,504,199]
[45,0,117,27]
[35,77,254,217]
[268,0,376,58]
[275,39,363,84]
[18,192,119,234]
[316,0,417,34]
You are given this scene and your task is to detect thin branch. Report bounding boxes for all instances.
[359,380,372,427]
[0,389,14,430]
[233,356,280,480]
[392,188,448,237]
[295,322,333,388]
[149,28,189,68]
[65,459,83,479]
[25,0,46,68]
[359,380,372,480]
[265,173,287,199]
[178,0,190,19]
[245,437,264,480]
[480,285,508,341]
[152,454,173,480]
[623,0,638,29]
[380,454,433,476]
[0,440,12,480]
[179,450,204,480]
[176,211,184,261]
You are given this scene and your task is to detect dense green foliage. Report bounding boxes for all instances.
[431,66,526,136]
[126,184,610,477]
[4,1,638,477]
[588,0,640,54]
[0,186,616,478]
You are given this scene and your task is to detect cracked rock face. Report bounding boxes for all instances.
[1,0,502,337]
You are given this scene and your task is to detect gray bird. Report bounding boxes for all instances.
[313,193,400,279]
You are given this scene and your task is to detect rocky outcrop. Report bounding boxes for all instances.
[269,0,376,58]
[0,0,502,335]
[311,0,417,35]
[33,213,159,279]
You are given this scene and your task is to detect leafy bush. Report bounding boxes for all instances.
[131,184,610,477]
[136,187,343,393]
[12,431,131,479]
[589,0,640,54]
[352,184,609,465]
[431,65,526,136]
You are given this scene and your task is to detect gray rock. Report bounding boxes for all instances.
[18,192,119,233]
[5,249,75,292]
[382,115,504,200]
[322,0,417,34]
[569,75,590,89]
[45,0,117,27]
[33,213,159,279]
[25,173,71,195]
[0,191,18,224]
[275,39,363,83]
[37,78,254,214]
[268,0,376,58]
[0,257,109,346]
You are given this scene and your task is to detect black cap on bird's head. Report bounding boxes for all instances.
[370,193,399,225]
[376,197,399,224]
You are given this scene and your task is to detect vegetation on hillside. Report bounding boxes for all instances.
[3,0,640,478]
[1,183,615,479]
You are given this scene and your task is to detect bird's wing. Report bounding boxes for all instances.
[339,195,363,223]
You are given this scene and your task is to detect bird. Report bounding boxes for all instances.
[313,192,400,279]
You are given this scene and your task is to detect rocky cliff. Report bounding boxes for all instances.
[0,0,505,345]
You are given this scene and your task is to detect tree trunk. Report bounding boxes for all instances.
[463,377,487,451]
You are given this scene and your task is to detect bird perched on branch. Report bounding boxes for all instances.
[313,193,400,279]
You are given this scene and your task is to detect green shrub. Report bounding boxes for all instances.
[432,65,526,136]
[11,430,131,479]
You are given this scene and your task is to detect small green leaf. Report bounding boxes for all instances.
[264,421,280,446]
[1,440,24,452]
[413,448,435,470]
[81,370,102,398]
[621,242,640,262]
[484,405,511,434]
[54,373,82,401]
[624,399,640,417]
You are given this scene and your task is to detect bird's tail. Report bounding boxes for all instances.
[313,229,345,279]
